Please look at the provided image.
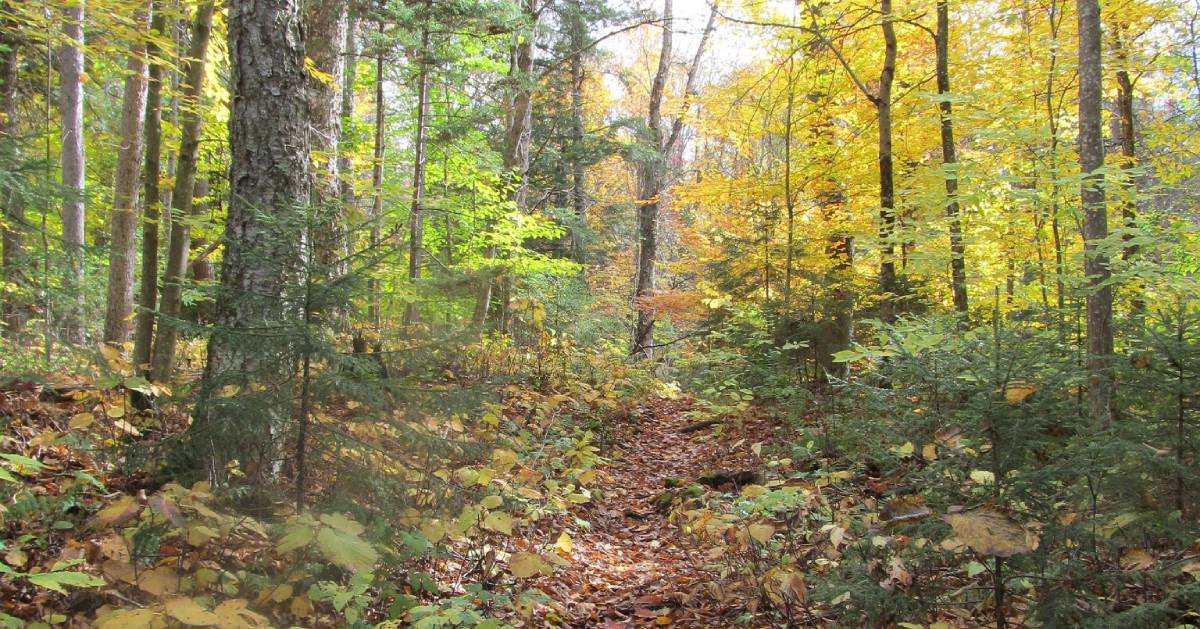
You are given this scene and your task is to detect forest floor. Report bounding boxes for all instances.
[528,398,782,627]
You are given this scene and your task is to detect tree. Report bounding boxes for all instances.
[630,0,715,358]
[150,0,215,381]
[303,0,349,282]
[59,0,86,344]
[0,2,24,336]
[193,0,310,480]
[405,13,431,326]
[133,3,170,371]
[1078,0,1114,426]
[936,0,967,315]
[102,4,151,343]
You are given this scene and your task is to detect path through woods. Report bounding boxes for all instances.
[531,398,779,626]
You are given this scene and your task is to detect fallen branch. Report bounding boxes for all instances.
[677,418,723,433]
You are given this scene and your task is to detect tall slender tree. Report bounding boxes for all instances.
[103,4,151,343]
[1078,0,1114,426]
[405,17,432,326]
[59,0,86,344]
[0,3,25,336]
[151,0,216,381]
[303,0,349,280]
[936,0,967,314]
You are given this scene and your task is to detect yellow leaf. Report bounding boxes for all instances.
[492,448,518,471]
[69,412,95,429]
[215,598,271,628]
[1120,548,1155,571]
[944,508,1038,558]
[289,594,314,617]
[420,520,445,544]
[163,597,219,626]
[95,608,160,629]
[138,566,180,596]
[748,523,775,543]
[555,531,573,554]
[969,470,995,485]
[922,443,938,461]
[480,495,503,509]
[509,551,551,578]
[1004,381,1037,404]
[483,511,514,536]
[93,495,141,528]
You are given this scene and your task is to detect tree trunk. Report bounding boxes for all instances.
[338,17,357,210]
[631,0,673,359]
[566,0,588,262]
[1078,0,1114,427]
[936,0,968,315]
[59,1,86,345]
[368,21,384,330]
[405,24,431,326]
[0,6,25,336]
[876,0,898,321]
[133,4,169,372]
[303,0,348,280]
[473,0,539,328]
[194,0,310,483]
[783,56,795,313]
[150,0,215,381]
[103,5,151,343]
[1112,24,1142,313]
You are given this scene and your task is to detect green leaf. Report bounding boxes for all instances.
[482,511,513,536]
[316,527,379,573]
[277,516,317,553]
[26,570,104,593]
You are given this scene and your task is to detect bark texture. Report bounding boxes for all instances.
[876,0,898,320]
[194,0,310,482]
[103,6,151,343]
[150,0,215,381]
[936,0,968,315]
[1078,0,1114,427]
[59,1,86,344]
[133,4,169,372]
[0,6,25,335]
[303,0,348,279]
[405,24,431,326]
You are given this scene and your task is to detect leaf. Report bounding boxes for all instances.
[214,599,270,628]
[69,412,95,429]
[1120,548,1155,571]
[26,569,104,593]
[0,453,44,475]
[509,552,551,578]
[944,508,1038,558]
[480,495,503,509]
[492,448,518,471]
[419,520,446,544]
[316,526,379,573]
[966,560,988,577]
[922,443,938,461]
[276,517,317,553]
[748,523,775,543]
[137,566,180,596]
[969,470,995,485]
[93,495,140,528]
[1004,381,1037,404]
[319,512,365,536]
[163,597,220,626]
[483,511,514,536]
[554,531,573,554]
[95,608,160,629]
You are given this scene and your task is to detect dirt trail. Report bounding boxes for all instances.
[535,398,775,627]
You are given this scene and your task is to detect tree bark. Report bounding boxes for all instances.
[368,21,384,330]
[59,0,86,345]
[303,0,348,280]
[473,0,539,328]
[405,24,432,326]
[1078,0,1114,427]
[103,5,151,343]
[0,6,25,336]
[338,17,357,211]
[876,0,898,321]
[1112,24,1142,313]
[936,0,968,315]
[783,56,795,312]
[133,4,169,372]
[150,0,215,381]
[194,0,310,482]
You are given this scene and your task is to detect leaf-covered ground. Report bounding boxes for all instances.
[522,397,783,626]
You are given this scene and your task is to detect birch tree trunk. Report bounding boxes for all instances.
[59,1,86,345]
[303,0,348,280]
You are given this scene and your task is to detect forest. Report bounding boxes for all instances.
[0,0,1198,625]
